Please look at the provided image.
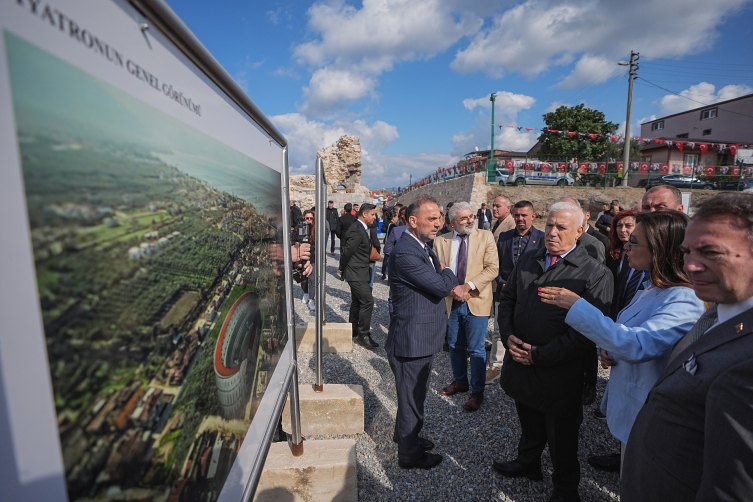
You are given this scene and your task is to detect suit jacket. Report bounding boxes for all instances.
[596,212,615,236]
[335,213,355,239]
[386,232,458,357]
[498,245,613,415]
[477,208,492,227]
[578,231,605,262]
[492,214,515,241]
[339,220,371,282]
[326,207,339,230]
[586,224,609,249]
[495,227,544,292]
[565,284,704,443]
[383,224,407,256]
[621,306,753,502]
[433,229,499,317]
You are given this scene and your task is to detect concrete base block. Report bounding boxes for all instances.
[282,384,364,436]
[254,439,357,502]
[296,322,352,353]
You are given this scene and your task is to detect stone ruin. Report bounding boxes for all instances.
[289,135,372,210]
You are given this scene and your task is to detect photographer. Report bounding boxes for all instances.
[294,210,317,311]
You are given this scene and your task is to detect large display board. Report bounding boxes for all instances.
[0,1,289,500]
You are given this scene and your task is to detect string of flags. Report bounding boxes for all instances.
[498,124,752,152]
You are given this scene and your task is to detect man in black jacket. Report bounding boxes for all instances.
[340,203,379,349]
[493,201,613,502]
[326,201,339,254]
[290,200,302,225]
[335,203,355,254]
[595,203,619,237]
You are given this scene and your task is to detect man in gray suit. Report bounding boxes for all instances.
[622,193,753,501]
[386,196,458,469]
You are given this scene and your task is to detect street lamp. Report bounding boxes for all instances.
[489,93,497,183]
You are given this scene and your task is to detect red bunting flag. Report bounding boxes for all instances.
[730,144,739,155]
[700,143,707,153]
[589,134,598,139]
[686,142,695,150]
[525,128,533,131]
[610,135,620,143]
[655,139,664,144]
[568,132,577,137]
[677,142,683,152]
[598,163,606,173]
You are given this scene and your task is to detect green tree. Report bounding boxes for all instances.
[538,104,618,161]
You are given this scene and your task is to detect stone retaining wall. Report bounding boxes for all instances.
[395,173,721,218]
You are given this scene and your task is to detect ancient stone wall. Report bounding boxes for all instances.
[318,135,362,189]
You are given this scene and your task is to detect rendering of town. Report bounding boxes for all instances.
[6,32,287,501]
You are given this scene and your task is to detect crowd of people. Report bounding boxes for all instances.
[290,185,753,502]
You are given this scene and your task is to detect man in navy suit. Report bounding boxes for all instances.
[487,201,544,384]
[387,196,458,469]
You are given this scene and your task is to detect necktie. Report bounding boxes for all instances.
[492,219,501,234]
[426,245,442,273]
[666,304,718,367]
[457,235,467,284]
[547,254,559,270]
[621,270,644,310]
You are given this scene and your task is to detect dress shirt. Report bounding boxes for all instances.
[450,230,476,290]
[406,229,426,248]
[712,295,753,330]
[511,229,532,264]
[545,243,577,269]
[358,219,369,233]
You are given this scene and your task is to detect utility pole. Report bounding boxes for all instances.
[489,93,497,183]
[409,174,412,191]
[619,51,639,187]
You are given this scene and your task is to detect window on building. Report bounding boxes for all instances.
[701,108,717,120]
[684,154,698,167]
[703,129,712,136]
[651,122,664,130]
[677,133,689,138]
[641,156,652,163]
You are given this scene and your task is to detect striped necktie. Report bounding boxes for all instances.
[666,304,718,366]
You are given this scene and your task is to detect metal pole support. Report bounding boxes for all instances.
[314,157,326,392]
[280,146,304,454]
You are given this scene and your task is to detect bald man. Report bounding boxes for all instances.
[640,185,684,213]
[491,196,515,241]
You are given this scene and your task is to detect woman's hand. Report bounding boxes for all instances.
[538,286,581,310]
[600,348,616,369]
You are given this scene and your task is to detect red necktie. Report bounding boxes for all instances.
[547,255,559,270]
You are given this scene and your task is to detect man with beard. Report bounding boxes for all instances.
[386,196,458,469]
[434,202,499,411]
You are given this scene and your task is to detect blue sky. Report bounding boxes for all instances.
[166,0,753,190]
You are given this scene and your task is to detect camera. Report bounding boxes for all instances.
[292,221,311,284]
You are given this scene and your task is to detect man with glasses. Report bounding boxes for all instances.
[434,202,498,411]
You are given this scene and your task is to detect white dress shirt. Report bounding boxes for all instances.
[710,295,753,331]
[450,230,476,290]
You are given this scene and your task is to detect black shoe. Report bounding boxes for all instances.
[548,492,581,502]
[582,383,596,405]
[381,275,387,280]
[592,409,606,420]
[398,451,443,470]
[355,333,379,350]
[392,435,435,451]
[587,453,621,472]
[491,459,543,481]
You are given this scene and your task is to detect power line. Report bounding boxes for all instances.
[644,58,753,67]
[637,78,753,120]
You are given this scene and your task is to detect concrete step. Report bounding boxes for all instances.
[254,438,357,502]
[282,384,364,436]
[295,322,352,353]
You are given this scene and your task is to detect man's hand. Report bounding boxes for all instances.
[451,283,472,302]
[507,334,533,365]
[440,262,448,271]
[606,226,611,233]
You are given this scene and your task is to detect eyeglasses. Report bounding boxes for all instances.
[457,215,475,223]
[626,238,647,248]
[304,217,314,221]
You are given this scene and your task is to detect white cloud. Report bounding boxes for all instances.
[658,82,753,116]
[451,116,538,156]
[293,0,489,116]
[272,66,301,80]
[462,91,536,118]
[451,0,749,87]
[545,101,572,113]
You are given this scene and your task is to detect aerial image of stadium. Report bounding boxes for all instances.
[214,292,262,419]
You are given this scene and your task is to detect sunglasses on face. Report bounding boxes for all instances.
[305,217,314,221]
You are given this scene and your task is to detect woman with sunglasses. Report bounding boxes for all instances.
[538,211,704,473]
[299,210,317,311]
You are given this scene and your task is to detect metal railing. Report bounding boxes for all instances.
[314,157,326,392]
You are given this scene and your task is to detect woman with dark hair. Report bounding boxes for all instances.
[299,210,317,312]
[538,210,704,474]
[606,209,638,278]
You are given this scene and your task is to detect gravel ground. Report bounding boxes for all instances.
[289,252,620,502]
